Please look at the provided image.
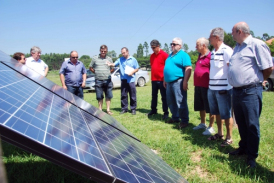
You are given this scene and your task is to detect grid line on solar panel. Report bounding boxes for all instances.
[83,110,186,183]
[83,112,171,183]
[0,65,113,176]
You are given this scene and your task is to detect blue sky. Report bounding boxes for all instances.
[1,0,274,58]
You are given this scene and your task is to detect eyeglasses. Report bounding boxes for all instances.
[170,43,179,46]
[101,51,107,53]
[71,57,78,59]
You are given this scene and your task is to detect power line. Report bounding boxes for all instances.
[126,0,165,44]
[145,0,194,40]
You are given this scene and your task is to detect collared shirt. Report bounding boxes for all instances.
[25,57,48,76]
[228,35,273,87]
[194,51,211,88]
[114,56,139,83]
[150,49,168,81]
[163,50,191,83]
[59,59,86,87]
[89,54,113,80]
[209,43,233,90]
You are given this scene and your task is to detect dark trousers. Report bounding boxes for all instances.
[66,85,84,99]
[121,80,136,111]
[151,81,168,114]
[233,85,262,160]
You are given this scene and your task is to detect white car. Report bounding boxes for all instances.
[84,67,150,91]
[263,57,274,91]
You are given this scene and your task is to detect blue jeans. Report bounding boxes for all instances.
[66,85,84,99]
[166,78,189,123]
[151,81,169,115]
[233,85,262,160]
[207,89,232,119]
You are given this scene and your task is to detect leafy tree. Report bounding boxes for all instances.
[163,43,170,54]
[182,43,189,52]
[188,50,199,65]
[143,42,149,57]
[80,55,90,60]
[266,41,274,56]
[159,42,162,48]
[250,30,255,37]
[224,32,236,48]
[137,43,143,58]
[262,33,270,41]
[132,53,137,58]
[107,50,117,58]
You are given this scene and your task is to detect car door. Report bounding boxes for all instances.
[111,68,121,88]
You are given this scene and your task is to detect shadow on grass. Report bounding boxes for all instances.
[162,118,274,182]
[2,142,95,183]
[213,154,274,182]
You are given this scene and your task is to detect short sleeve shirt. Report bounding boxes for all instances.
[26,57,48,76]
[163,50,191,82]
[150,50,168,81]
[228,35,273,87]
[114,56,139,83]
[89,55,113,80]
[194,52,211,88]
[59,59,86,87]
[209,43,233,90]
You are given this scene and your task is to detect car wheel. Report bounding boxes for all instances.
[137,77,145,87]
[263,79,273,91]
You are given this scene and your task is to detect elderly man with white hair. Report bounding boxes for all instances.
[228,22,273,168]
[26,46,48,76]
[192,37,215,135]
[163,37,192,129]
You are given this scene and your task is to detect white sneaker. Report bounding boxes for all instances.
[193,123,207,130]
[202,127,215,135]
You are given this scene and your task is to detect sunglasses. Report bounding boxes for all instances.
[170,43,179,46]
[151,47,157,49]
[71,57,78,59]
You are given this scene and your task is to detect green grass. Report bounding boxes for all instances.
[1,71,274,183]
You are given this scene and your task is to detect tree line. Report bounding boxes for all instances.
[20,31,273,71]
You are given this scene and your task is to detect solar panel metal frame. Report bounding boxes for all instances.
[0,50,187,183]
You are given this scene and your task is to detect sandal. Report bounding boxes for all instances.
[107,111,113,115]
[221,139,233,146]
[208,133,223,141]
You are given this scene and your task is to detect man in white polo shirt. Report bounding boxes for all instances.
[26,46,48,76]
[207,27,233,147]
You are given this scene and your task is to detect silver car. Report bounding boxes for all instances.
[84,67,150,91]
[263,57,274,91]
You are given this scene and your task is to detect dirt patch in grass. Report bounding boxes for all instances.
[190,150,202,162]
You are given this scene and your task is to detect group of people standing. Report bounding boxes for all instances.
[192,22,273,169]
[12,21,273,169]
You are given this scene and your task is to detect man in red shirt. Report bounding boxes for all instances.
[147,39,169,120]
[193,37,215,135]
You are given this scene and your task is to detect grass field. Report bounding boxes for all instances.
[1,71,274,183]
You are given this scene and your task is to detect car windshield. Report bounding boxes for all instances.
[86,70,95,78]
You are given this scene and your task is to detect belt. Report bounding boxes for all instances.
[170,77,184,83]
[233,83,262,90]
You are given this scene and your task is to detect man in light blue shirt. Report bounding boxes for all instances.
[107,47,139,115]
[163,37,192,128]
[59,51,87,99]
[228,22,273,168]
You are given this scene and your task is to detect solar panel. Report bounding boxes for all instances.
[0,50,187,183]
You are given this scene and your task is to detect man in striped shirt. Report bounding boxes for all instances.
[207,27,233,146]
